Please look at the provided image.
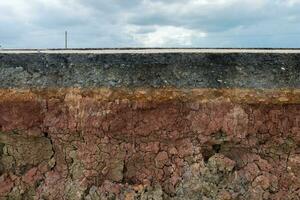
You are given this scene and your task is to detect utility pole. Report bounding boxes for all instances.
[65,31,68,49]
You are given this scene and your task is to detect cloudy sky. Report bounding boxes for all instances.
[1,0,300,48]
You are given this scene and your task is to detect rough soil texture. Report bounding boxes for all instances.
[1,50,300,199]
[1,52,300,89]
[0,89,299,200]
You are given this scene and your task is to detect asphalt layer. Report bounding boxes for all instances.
[0,49,299,89]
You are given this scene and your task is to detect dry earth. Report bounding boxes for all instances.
[0,89,299,200]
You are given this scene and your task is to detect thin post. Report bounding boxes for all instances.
[65,31,68,49]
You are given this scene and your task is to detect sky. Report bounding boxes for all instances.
[0,0,300,48]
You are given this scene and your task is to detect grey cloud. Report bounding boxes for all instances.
[127,0,272,32]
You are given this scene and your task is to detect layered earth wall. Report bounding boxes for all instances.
[0,49,299,200]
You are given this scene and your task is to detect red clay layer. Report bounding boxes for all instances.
[0,89,299,199]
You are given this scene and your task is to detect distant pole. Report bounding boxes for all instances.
[65,31,68,49]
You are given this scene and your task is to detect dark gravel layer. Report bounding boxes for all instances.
[0,51,299,88]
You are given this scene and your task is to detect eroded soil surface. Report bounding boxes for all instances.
[0,89,299,200]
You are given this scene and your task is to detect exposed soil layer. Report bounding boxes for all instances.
[0,89,299,200]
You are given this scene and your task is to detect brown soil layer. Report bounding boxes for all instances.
[0,89,299,200]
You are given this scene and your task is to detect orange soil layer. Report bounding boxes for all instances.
[0,88,300,103]
[0,88,299,199]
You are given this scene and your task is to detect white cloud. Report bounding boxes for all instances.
[127,25,207,47]
[285,0,300,6]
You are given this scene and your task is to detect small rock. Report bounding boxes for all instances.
[155,151,169,168]
[252,175,270,190]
